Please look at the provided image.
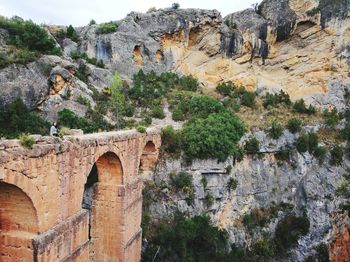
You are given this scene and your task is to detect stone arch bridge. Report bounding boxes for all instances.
[0,129,161,261]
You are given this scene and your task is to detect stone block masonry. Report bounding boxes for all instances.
[0,128,161,261]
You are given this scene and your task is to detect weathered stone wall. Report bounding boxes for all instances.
[0,128,161,261]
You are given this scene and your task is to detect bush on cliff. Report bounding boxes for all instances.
[142,213,231,262]
[96,21,118,34]
[182,111,246,162]
[0,98,49,138]
[0,16,61,55]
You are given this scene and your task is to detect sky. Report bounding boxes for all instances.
[0,0,261,26]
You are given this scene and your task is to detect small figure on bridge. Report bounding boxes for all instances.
[50,122,58,137]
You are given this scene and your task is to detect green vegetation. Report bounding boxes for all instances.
[313,146,327,164]
[263,90,291,108]
[136,125,146,133]
[172,2,180,9]
[76,95,90,106]
[216,81,256,108]
[296,132,319,154]
[336,167,350,216]
[149,105,165,119]
[323,108,340,128]
[169,92,225,121]
[274,212,310,256]
[287,118,302,134]
[0,98,49,138]
[204,193,214,207]
[57,108,111,133]
[96,21,118,34]
[129,70,198,108]
[19,133,35,149]
[330,144,344,166]
[0,16,61,67]
[182,111,246,162]
[275,148,291,164]
[70,51,104,68]
[0,16,61,55]
[170,172,193,191]
[268,120,284,139]
[142,213,232,262]
[293,99,316,115]
[66,25,79,42]
[242,203,294,232]
[160,126,182,157]
[305,243,329,262]
[244,136,260,154]
[227,177,238,191]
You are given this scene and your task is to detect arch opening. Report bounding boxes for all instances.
[82,152,124,261]
[139,141,158,179]
[0,182,39,260]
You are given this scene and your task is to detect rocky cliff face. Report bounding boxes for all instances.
[145,129,349,261]
[1,0,349,115]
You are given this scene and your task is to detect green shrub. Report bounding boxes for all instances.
[0,17,61,55]
[244,136,260,154]
[96,21,118,34]
[161,126,182,156]
[323,108,340,128]
[313,146,327,164]
[341,122,350,141]
[263,90,291,108]
[269,120,284,139]
[142,213,231,262]
[136,125,146,133]
[0,48,38,68]
[222,97,241,112]
[150,105,165,119]
[275,149,291,163]
[274,212,310,256]
[19,133,35,149]
[66,25,79,42]
[336,168,350,216]
[0,97,50,138]
[172,2,180,9]
[293,99,316,115]
[308,132,319,153]
[171,172,193,191]
[296,133,309,153]
[227,177,238,191]
[58,108,111,133]
[330,145,344,166]
[172,107,185,121]
[204,193,214,207]
[70,51,104,68]
[216,81,236,96]
[89,19,96,25]
[287,118,302,134]
[76,95,90,106]
[75,63,89,83]
[182,111,246,162]
[240,91,256,108]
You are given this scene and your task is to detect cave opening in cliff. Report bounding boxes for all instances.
[133,45,143,65]
[82,152,124,261]
[139,141,157,179]
[0,182,39,260]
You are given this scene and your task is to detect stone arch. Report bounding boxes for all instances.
[0,182,39,260]
[138,141,158,179]
[1,172,44,231]
[82,151,125,261]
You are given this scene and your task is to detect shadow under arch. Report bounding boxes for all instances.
[82,151,125,261]
[0,182,39,260]
[139,141,158,179]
